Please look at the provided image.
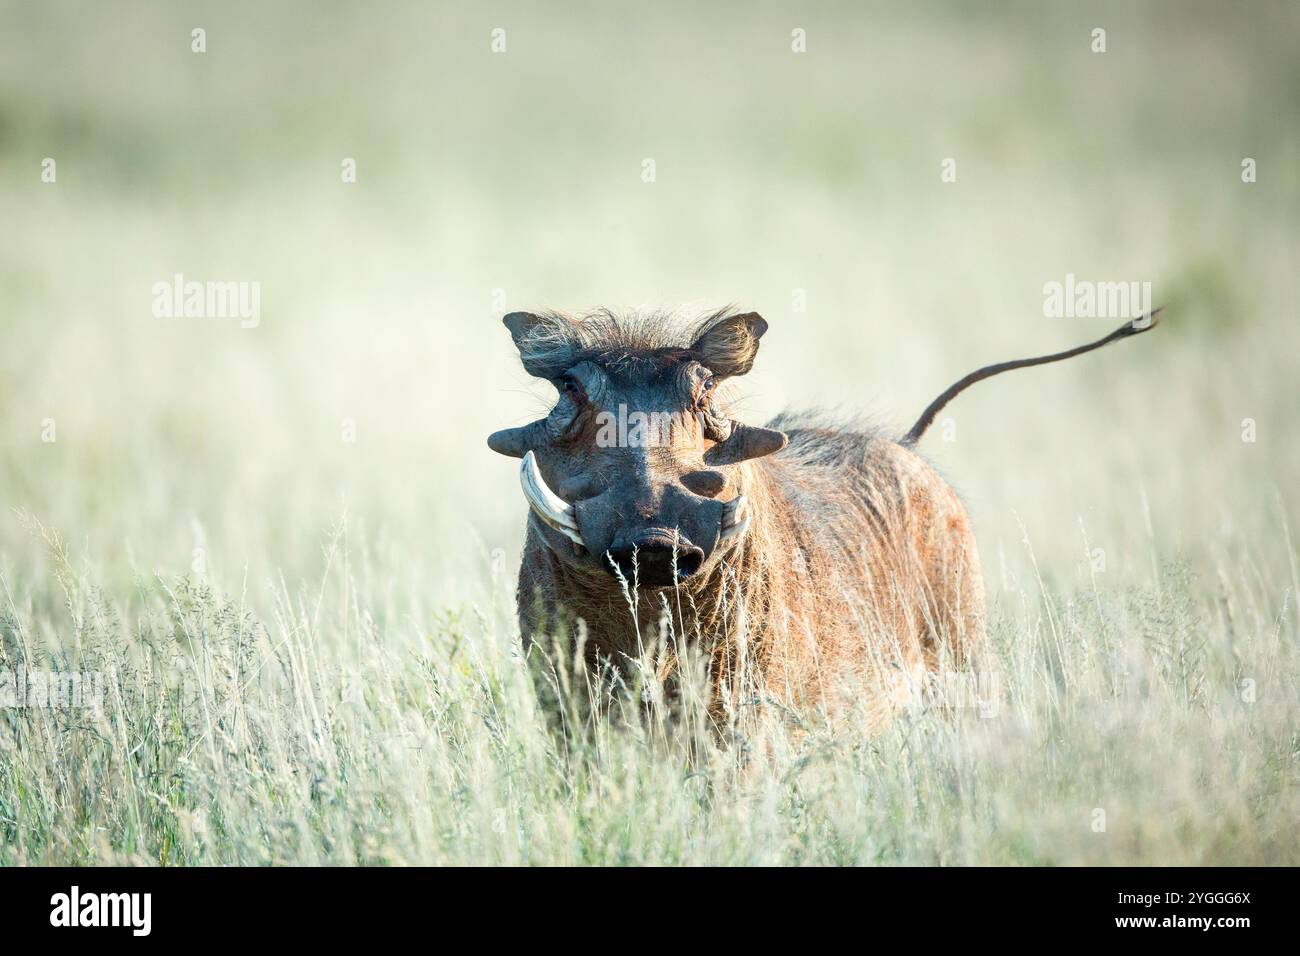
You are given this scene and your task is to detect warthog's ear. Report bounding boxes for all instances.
[704,422,788,466]
[502,311,574,380]
[690,312,768,379]
[502,311,542,346]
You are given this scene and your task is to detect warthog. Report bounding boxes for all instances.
[489,308,1158,720]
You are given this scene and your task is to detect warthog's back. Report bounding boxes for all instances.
[735,413,988,715]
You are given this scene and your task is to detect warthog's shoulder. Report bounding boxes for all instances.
[765,408,964,506]
[767,409,897,468]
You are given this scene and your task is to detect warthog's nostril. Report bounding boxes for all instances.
[605,539,704,587]
[667,547,704,578]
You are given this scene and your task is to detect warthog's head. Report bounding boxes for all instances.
[489,309,788,588]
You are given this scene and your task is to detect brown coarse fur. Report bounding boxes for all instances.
[510,311,988,728]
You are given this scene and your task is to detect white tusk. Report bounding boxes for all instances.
[722,494,747,525]
[719,494,749,542]
[720,515,750,543]
[520,451,583,545]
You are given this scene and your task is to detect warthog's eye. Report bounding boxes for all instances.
[693,371,717,407]
[560,375,586,402]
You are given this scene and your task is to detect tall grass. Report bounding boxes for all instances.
[2,510,1294,866]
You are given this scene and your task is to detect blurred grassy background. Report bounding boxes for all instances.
[1,0,1298,868]
[1,0,1297,615]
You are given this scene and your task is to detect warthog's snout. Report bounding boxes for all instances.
[604,531,704,588]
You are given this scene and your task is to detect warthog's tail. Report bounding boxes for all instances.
[901,308,1162,446]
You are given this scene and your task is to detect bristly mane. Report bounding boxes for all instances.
[512,307,742,380]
